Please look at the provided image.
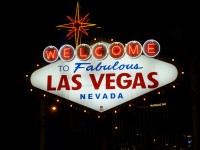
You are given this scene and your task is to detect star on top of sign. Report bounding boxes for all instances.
[56,1,97,48]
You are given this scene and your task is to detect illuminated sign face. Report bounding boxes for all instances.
[30,40,178,112]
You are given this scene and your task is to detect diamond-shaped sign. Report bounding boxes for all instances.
[30,42,178,112]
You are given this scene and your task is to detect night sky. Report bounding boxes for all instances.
[7,0,200,149]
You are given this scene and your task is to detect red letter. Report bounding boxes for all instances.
[132,73,146,88]
[128,44,139,54]
[59,44,75,61]
[72,74,82,90]
[80,47,87,58]
[143,40,160,57]
[57,75,70,90]
[63,47,70,59]
[126,41,142,58]
[43,46,59,63]
[94,46,103,57]
[47,75,56,90]
[147,43,156,54]
[92,43,107,60]
[117,73,132,89]
[45,50,58,59]
[77,44,91,60]
[147,72,159,88]
[106,73,115,89]
[109,42,124,59]
[111,46,122,56]
[90,74,105,89]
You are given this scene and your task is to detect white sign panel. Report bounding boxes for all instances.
[30,41,178,112]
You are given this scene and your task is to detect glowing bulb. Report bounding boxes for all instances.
[51,106,57,111]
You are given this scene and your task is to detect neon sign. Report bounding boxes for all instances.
[43,40,160,63]
[30,40,178,112]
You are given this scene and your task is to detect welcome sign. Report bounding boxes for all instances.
[30,40,178,112]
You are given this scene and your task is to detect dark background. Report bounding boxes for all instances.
[6,0,199,150]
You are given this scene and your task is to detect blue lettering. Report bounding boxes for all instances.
[112,61,120,70]
[95,93,101,99]
[88,94,93,99]
[94,62,102,71]
[80,93,123,100]
[86,65,95,71]
[134,64,142,69]
[74,63,91,73]
[80,94,86,99]
[119,64,125,70]
[118,93,123,99]
[102,93,108,99]
[74,61,143,73]
[111,93,115,99]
